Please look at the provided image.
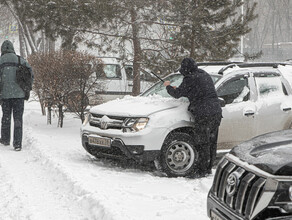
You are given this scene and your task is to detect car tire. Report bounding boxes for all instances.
[159,132,201,177]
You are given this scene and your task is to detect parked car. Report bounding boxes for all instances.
[93,57,155,104]
[207,129,292,220]
[68,57,155,107]
[80,62,292,177]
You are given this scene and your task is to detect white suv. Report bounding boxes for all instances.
[81,62,292,177]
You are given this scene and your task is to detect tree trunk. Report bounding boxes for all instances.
[80,111,85,123]
[130,8,141,96]
[61,31,76,50]
[47,104,52,125]
[58,104,63,128]
[23,24,37,53]
[18,22,26,57]
[37,93,46,116]
[41,102,46,116]
[49,38,55,52]
[190,28,196,58]
[40,30,45,52]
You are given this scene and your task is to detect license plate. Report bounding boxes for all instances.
[88,136,111,147]
[210,210,225,220]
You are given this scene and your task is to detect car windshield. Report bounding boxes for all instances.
[141,74,221,97]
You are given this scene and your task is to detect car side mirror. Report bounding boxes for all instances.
[218,97,226,107]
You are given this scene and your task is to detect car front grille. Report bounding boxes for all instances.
[89,113,126,130]
[211,158,266,219]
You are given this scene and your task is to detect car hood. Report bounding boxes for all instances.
[90,95,188,117]
[230,129,292,175]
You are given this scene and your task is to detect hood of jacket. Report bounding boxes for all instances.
[1,40,15,55]
[179,58,198,76]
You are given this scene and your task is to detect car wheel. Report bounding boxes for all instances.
[160,132,200,177]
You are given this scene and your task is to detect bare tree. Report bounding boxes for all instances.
[28,50,102,126]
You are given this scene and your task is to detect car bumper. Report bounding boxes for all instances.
[81,133,160,163]
[81,123,167,151]
[207,192,292,220]
[207,193,244,220]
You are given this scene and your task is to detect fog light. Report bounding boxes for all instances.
[289,186,292,201]
[283,203,292,213]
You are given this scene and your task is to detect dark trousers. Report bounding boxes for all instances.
[193,114,222,172]
[1,98,24,147]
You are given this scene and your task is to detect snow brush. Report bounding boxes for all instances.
[151,71,164,82]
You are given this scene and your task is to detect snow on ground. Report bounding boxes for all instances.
[0,101,214,220]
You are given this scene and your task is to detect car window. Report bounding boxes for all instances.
[217,77,250,104]
[142,74,183,97]
[255,76,286,98]
[125,66,133,79]
[142,74,220,98]
[211,75,221,83]
[96,64,122,79]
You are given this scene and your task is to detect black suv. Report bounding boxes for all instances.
[207,129,292,220]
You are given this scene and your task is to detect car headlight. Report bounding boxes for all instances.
[82,113,92,126]
[124,118,149,132]
[272,181,292,213]
[274,182,292,202]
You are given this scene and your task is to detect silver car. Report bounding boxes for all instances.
[81,63,292,177]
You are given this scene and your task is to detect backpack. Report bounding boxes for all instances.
[16,56,32,100]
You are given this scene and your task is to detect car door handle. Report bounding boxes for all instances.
[283,107,292,112]
[244,111,255,116]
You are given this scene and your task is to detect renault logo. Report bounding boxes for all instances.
[226,173,239,196]
[100,115,110,129]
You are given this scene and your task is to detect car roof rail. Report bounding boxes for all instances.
[218,63,239,75]
[218,62,292,75]
[176,61,292,75]
[237,63,284,68]
[197,61,243,66]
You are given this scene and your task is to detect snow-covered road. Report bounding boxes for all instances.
[0,101,214,220]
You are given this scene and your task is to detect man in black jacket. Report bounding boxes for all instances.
[164,58,222,175]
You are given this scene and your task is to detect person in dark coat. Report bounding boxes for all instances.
[0,40,33,151]
[164,57,222,175]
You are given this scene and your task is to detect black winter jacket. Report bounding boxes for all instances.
[166,62,222,119]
